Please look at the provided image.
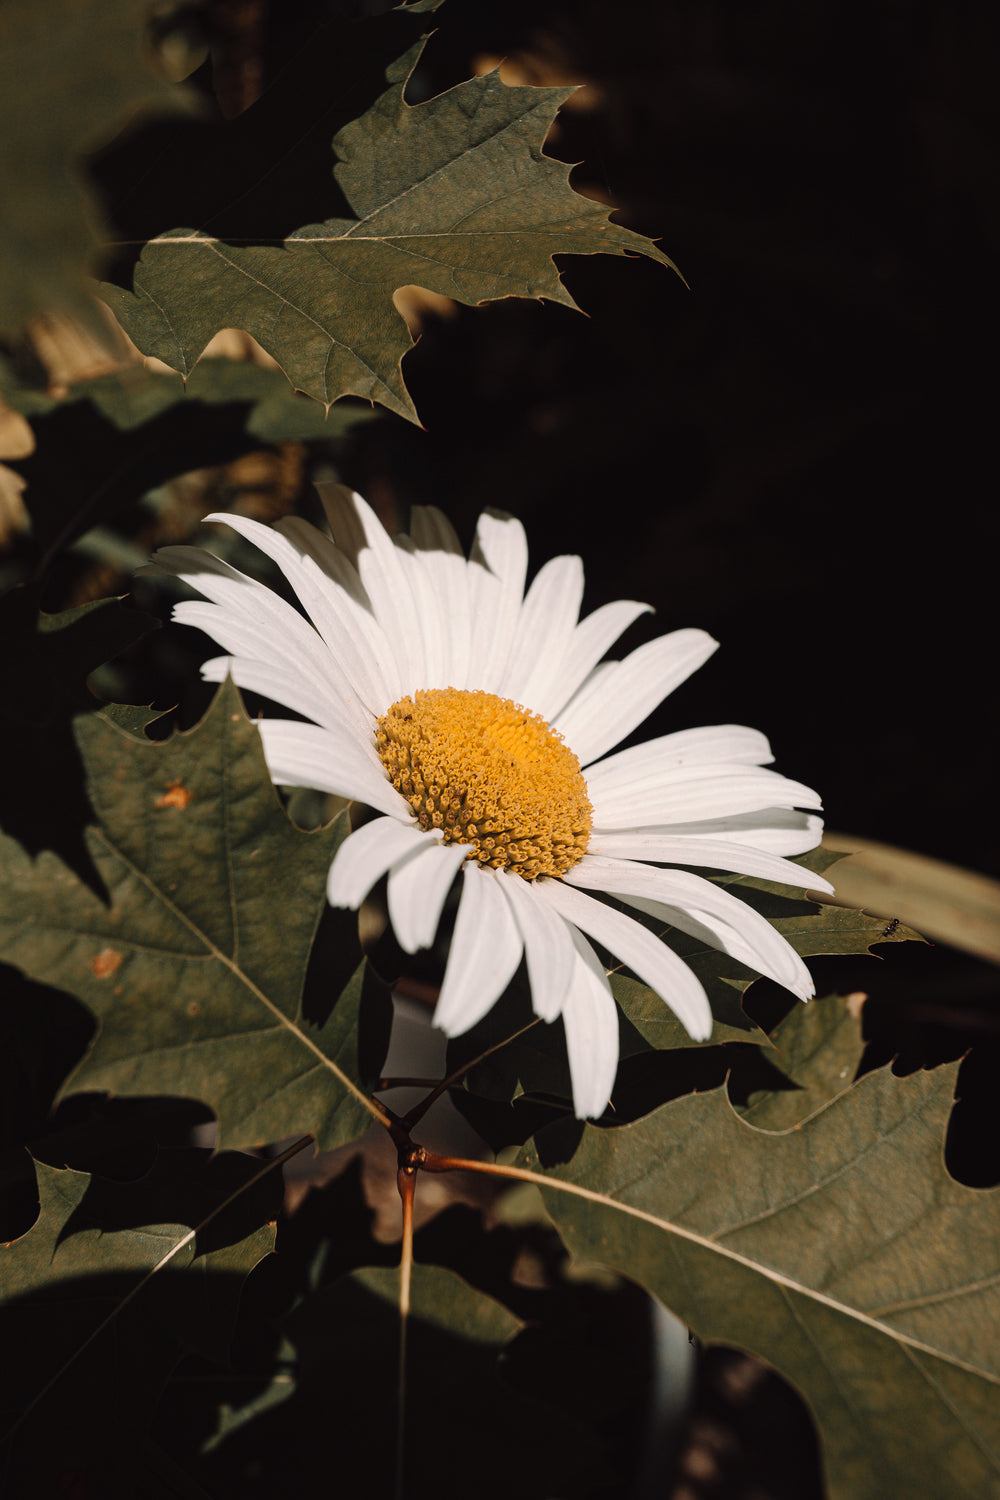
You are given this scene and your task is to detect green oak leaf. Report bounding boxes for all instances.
[0,1150,280,1494]
[3,359,370,570]
[0,678,389,1149]
[735,992,866,1132]
[100,24,678,420]
[520,1062,1000,1500]
[769,900,925,956]
[0,0,189,335]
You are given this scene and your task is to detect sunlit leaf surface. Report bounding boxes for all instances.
[736,991,866,1132]
[521,1063,1000,1499]
[101,25,677,420]
[0,679,389,1149]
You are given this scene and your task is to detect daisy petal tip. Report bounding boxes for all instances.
[681,626,720,658]
[429,1008,463,1042]
[574,1090,612,1122]
[689,1012,714,1044]
[325,864,354,911]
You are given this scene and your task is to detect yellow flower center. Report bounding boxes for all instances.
[375,688,593,879]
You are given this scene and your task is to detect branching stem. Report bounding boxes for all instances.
[402,1017,541,1129]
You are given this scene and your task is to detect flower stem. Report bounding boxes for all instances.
[394,1162,417,1500]
[402,1017,541,1129]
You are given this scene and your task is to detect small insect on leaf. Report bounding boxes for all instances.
[155,780,192,810]
[881,917,900,937]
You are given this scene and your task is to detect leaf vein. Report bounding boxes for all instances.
[90,828,376,1115]
[900,1342,1000,1471]
[870,1270,1000,1321]
[708,1092,941,1244]
[502,1161,1000,1385]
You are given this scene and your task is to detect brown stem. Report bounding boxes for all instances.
[417,1149,545,1187]
[403,1017,542,1130]
[394,1160,417,1500]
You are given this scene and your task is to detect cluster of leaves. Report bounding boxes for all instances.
[1,3,997,1498]
[4,658,978,1499]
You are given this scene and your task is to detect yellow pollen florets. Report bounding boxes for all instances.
[375,688,593,879]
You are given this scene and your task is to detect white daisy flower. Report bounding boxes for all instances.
[149,485,832,1119]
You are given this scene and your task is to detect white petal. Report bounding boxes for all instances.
[467,511,528,693]
[386,840,468,954]
[200,655,369,746]
[409,505,472,689]
[496,869,576,1022]
[149,544,281,616]
[585,724,774,803]
[327,816,431,910]
[394,533,448,689]
[500,554,584,717]
[314,479,367,559]
[687,810,824,855]
[258,720,407,819]
[433,864,524,1037]
[623,893,809,1007]
[588,764,823,829]
[170,595,296,659]
[156,548,325,660]
[274,515,400,712]
[543,599,652,721]
[566,854,814,1000]
[561,930,621,1119]
[173,598,368,740]
[532,878,712,1041]
[555,628,719,767]
[317,487,426,693]
[156,535,381,732]
[202,511,351,638]
[204,509,397,717]
[620,892,743,963]
[586,831,834,894]
[556,662,617,755]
